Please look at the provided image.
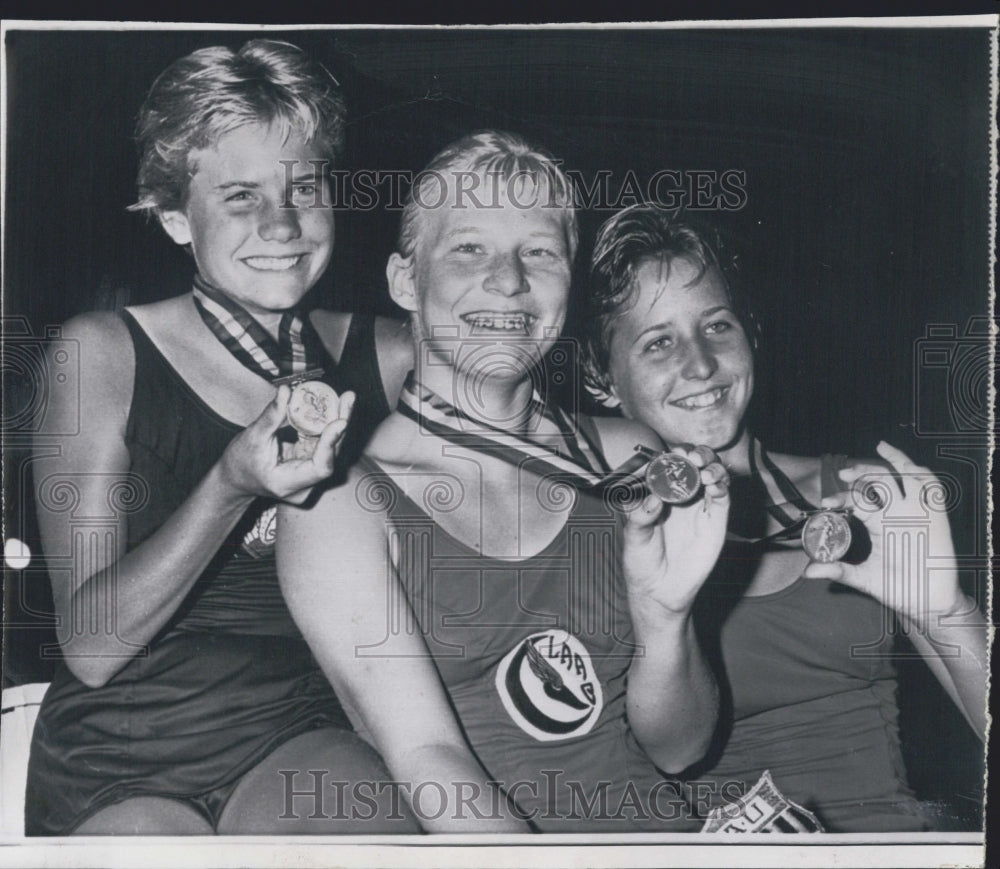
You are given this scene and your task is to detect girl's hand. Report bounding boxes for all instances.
[803,441,963,627]
[220,385,356,505]
[622,445,730,616]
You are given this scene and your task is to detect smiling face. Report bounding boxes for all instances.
[158,123,333,318]
[388,176,573,384]
[607,256,754,456]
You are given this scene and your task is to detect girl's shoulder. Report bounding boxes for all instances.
[362,410,424,471]
[57,309,136,401]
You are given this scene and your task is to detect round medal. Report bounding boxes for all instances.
[644,452,702,504]
[801,509,852,563]
[287,380,339,437]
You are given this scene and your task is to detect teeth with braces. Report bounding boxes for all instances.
[465,314,531,331]
[673,387,726,409]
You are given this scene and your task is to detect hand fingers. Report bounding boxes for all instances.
[875,441,920,472]
[253,384,292,433]
[312,417,350,470]
[820,492,849,511]
[625,493,664,529]
[671,443,717,469]
[704,476,730,503]
[337,390,357,423]
[699,459,729,487]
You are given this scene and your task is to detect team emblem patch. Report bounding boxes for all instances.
[495,629,603,742]
[242,504,277,558]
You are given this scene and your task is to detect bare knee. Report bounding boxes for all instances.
[73,796,213,835]
[218,728,420,834]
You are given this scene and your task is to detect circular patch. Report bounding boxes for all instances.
[495,629,603,742]
[801,509,852,563]
[287,380,339,436]
[645,452,702,504]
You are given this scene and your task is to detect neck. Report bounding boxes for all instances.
[718,429,754,476]
[252,312,284,341]
[192,274,289,340]
[417,365,536,429]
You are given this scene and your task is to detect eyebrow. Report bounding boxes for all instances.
[630,305,734,346]
[442,228,564,244]
[214,180,260,191]
[214,173,318,191]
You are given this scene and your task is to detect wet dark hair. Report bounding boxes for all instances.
[580,204,757,403]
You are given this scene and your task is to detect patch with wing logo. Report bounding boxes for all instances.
[495,629,603,742]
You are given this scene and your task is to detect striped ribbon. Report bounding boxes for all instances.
[191,274,324,381]
[396,375,841,554]
[396,373,617,489]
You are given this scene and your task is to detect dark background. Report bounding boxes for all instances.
[2,25,991,828]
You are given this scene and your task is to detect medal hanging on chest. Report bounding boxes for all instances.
[192,275,331,556]
[395,374,707,505]
[396,373,611,487]
[728,441,855,562]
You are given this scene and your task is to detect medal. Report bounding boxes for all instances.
[286,379,339,436]
[273,369,337,461]
[800,508,852,563]
[634,445,702,504]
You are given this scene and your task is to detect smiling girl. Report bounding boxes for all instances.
[25,40,413,835]
[579,205,987,831]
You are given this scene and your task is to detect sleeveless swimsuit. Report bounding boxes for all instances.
[25,311,391,835]
[693,455,927,831]
[355,452,701,832]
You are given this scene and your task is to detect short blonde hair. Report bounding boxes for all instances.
[131,39,345,214]
[397,130,578,261]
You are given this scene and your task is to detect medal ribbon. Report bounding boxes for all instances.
[192,274,325,381]
[191,274,327,559]
[396,378,846,555]
[726,441,851,550]
[396,373,615,489]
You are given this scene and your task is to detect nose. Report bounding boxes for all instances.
[257,202,302,243]
[483,252,528,296]
[680,334,718,380]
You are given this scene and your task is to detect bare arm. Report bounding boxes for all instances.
[904,600,988,738]
[277,467,529,833]
[805,442,987,739]
[33,313,351,688]
[594,418,726,772]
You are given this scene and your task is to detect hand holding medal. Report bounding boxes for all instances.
[284,376,343,460]
[634,445,704,504]
[622,444,731,615]
[803,442,964,626]
[220,381,355,506]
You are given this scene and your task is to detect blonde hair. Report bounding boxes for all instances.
[397,130,578,261]
[130,39,345,214]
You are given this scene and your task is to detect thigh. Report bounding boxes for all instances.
[217,727,420,834]
[73,796,214,835]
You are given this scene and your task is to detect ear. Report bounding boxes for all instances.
[386,252,418,313]
[158,210,192,247]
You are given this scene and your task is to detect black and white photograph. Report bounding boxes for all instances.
[1,17,993,869]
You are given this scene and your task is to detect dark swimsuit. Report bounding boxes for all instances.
[693,452,926,831]
[25,311,391,836]
[356,446,701,832]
